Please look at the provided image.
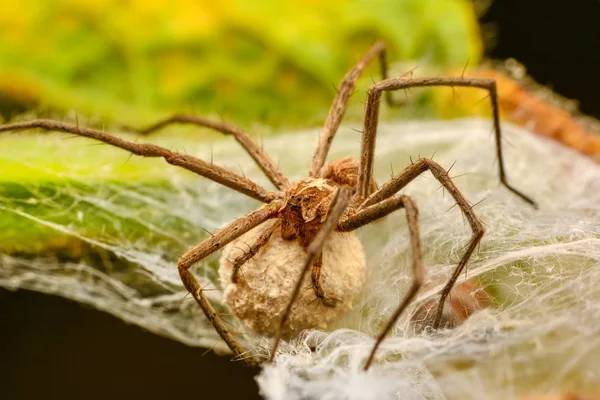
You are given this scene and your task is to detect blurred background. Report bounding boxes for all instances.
[1,1,599,399]
[0,0,481,126]
[1,0,599,127]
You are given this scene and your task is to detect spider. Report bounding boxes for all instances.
[0,41,535,370]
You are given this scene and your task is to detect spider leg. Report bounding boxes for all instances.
[178,200,282,367]
[338,195,422,370]
[356,76,537,207]
[123,114,289,190]
[230,220,280,283]
[269,186,351,363]
[310,41,404,178]
[347,158,485,330]
[0,119,276,203]
[310,253,339,307]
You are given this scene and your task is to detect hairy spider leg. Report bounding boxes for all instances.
[178,201,282,367]
[341,158,485,368]
[338,194,422,370]
[356,76,537,208]
[230,220,281,283]
[0,120,277,203]
[269,186,352,362]
[310,253,339,307]
[123,114,289,190]
[310,40,406,178]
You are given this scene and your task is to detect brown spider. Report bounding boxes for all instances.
[0,41,535,370]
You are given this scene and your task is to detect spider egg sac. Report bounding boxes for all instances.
[219,223,367,338]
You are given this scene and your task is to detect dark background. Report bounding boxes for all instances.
[0,289,261,400]
[480,0,600,119]
[2,2,599,399]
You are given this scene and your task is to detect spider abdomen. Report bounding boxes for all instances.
[219,222,366,338]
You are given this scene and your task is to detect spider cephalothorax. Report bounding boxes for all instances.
[0,40,536,369]
[279,167,361,243]
[279,178,340,242]
[276,157,372,245]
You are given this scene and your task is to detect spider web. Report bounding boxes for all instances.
[1,119,599,399]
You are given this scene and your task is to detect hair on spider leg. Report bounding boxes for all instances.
[235,354,263,366]
[121,151,135,165]
[307,295,325,310]
[216,313,236,318]
[402,84,416,103]
[435,172,474,191]
[499,128,517,150]
[449,171,475,181]
[470,197,488,210]
[446,159,458,175]
[235,241,253,252]
[198,285,224,292]
[222,257,237,266]
[201,340,222,358]
[299,284,319,299]
[217,112,227,124]
[403,65,419,77]
[219,315,242,329]
[231,347,264,365]
[472,92,492,108]
[450,86,463,106]
[238,165,247,179]
[200,227,215,237]
[330,81,341,96]
[461,57,471,79]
